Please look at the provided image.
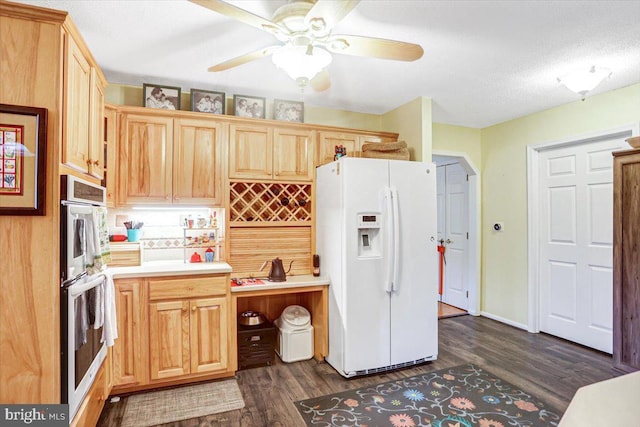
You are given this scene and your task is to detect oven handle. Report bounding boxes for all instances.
[68,274,106,297]
[61,271,88,289]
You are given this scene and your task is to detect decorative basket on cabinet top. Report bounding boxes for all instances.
[626,136,640,148]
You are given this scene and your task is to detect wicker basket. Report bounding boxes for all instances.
[361,148,410,160]
[361,140,407,152]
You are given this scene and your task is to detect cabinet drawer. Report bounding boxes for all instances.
[149,275,227,300]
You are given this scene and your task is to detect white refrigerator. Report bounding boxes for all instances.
[316,157,438,377]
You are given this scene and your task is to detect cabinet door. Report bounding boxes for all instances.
[229,124,273,179]
[273,128,314,181]
[316,131,359,166]
[104,106,118,207]
[173,118,224,205]
[613,151,640,373]
[87,68,105,180]
[113,279,146,387]
[63,34,91,173]
[190,297,228,374]
[149,300,190,380]
[119,114,173,204]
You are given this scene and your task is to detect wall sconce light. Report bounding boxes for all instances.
[557,65,612,100]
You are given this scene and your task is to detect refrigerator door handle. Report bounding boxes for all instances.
[390,186,400,292]
[384,186,394,294]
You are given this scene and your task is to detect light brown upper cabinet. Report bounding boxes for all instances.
[104,105,118,207]
[118,113,224,206]
[316,131,397,166]
[119,113,174,205]
[229,124,314,181]
[273,128,315,181]
[173,118,224,205]
[63,34,105,179]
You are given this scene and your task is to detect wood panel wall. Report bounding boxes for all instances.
[0,5,65,403]
[228,227,312,278]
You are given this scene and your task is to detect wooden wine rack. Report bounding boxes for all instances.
[229,181,312,225]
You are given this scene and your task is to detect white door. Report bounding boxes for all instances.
[437,163,469,310]
[389,161,438,365]
[538,136,627,353]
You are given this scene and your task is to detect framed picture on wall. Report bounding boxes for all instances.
[190,89,225,114]
[0,103,47,216]
[233,94,265,119]
[274,99,304,123]
[142,83,181,110]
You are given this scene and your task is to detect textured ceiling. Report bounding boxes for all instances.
[12,0,640,128]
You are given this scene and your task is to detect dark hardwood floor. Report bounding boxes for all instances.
[98,315,617,427]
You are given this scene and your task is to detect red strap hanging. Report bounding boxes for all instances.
[437,244,446,295]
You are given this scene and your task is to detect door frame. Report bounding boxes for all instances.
[526,123,639,333]
[432,151,480,315]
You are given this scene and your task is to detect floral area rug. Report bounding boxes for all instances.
[295,364,561,427]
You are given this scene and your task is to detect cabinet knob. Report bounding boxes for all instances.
[86,159,92,166]
[192,306,197,312]
[165,195,170,200]
[93,160,100,166]
[174,196,180,200]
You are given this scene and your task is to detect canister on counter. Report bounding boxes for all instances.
[205,247,215,262]
[313,254,320,277]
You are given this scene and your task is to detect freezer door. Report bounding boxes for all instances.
[341,158,392,374]
[389,161,439,365]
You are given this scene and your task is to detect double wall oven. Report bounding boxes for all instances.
[60,175,108,420]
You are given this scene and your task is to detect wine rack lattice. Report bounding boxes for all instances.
[230,181,312,223]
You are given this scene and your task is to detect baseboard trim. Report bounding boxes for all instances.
[480,311,528,331]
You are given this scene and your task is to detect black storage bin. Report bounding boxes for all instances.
[237,321,276,370]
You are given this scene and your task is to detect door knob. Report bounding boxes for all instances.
[446,239,452,244]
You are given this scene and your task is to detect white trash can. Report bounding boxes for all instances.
[274,305,314,363]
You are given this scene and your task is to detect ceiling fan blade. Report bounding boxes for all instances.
[208,46,281,72]
[310,69,331,92]
[189,0,278,33]
[304,0,360,34]
[327,34,424,61]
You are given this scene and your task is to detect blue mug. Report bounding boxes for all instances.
[127,229,141,242]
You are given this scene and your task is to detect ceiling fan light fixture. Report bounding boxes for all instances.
[329,38,349,51]
[557,65,612,99]
[272,44,332,84]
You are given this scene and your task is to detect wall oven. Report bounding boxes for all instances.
[60,175,108,421]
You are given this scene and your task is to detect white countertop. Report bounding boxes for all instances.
[108,260,232,279]
[231,275,329,292]
[559,371,640,426]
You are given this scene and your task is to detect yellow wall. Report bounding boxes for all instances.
[432,123,482,169]
[480,83,640,324]
[381,97,432,161]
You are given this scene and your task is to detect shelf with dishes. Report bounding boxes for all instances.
[183,227,224,263]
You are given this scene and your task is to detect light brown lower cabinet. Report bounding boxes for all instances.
[149,297,228,380]
[112,274,232,394]
[70,355,108,427]
[113,278,147,388]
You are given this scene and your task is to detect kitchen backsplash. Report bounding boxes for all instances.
[107,207,224,262]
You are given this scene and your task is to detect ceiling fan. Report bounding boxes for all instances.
[189,0,424,91]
